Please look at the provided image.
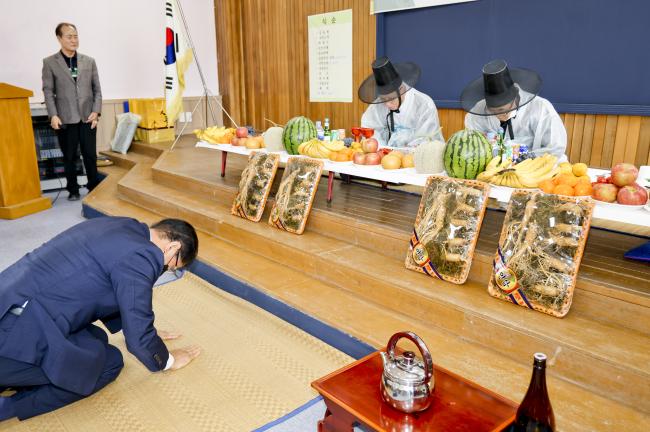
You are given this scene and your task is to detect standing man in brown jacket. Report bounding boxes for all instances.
[42,23,102,201]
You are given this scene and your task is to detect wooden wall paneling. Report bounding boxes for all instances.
[216,0,375,132]
[454,109,465,135]
[214,0,246,128]
[590,115,607,168]
[637,117,650,167]
[437,108,465,140]
[600,115,618,168]
[569,114,585,163]
[563,113,575,158]
[438,108,448,138]
[579,114,596,165]
[612,115,630,166]
[624,116,641,165]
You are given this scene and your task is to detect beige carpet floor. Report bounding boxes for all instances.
[0,273,353,431]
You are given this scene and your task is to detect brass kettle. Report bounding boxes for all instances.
[380,331,434,413]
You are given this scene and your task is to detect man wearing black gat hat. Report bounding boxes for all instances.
[359,56,444,149]
[461,59,567,161]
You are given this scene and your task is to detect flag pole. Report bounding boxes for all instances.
[169,0,239,151]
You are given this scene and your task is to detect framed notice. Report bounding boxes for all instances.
[308,9,353,103]
[371,0,476,14]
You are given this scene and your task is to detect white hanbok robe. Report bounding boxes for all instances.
[464,94,567,162]
[361,88,444,149]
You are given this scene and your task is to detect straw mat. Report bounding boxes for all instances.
[0,273,352,431]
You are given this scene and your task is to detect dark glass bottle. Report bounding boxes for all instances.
[513,353,555,432]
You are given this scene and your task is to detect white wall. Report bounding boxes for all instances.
[2,0,218,102]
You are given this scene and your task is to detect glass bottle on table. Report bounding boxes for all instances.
[497,127,506,163]
[315,121,324,141]
[513,353,555,432]
[487,132,498,158]
[323,117,331,142]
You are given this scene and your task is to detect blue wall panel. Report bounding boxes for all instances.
[378,0,650,115]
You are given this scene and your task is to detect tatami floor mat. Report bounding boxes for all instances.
[0,273,352,431]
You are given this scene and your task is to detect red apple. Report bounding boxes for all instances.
[592,183,619,203]
[236,127,249,138]
[352,152,366,165]
[617,183,648,205]
[362,138,379,153]
[610,163,639,187]
[364,152,382,165]
[378,148,392,157]
[231,136,240,146]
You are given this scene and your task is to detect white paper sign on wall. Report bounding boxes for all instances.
[308,9,353,103]
[371,0,476,14]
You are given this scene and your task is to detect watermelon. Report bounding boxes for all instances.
[443,129,492,179]
[282,116,317,154]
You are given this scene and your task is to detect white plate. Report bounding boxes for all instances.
[594,200,646,210]
[370,166,415,172]
[645,202,650,213]
[327,160,353,165]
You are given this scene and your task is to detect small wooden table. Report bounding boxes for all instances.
[312,352,518,432]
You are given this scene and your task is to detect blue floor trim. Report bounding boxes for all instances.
[83,205,375,360]
[252,396,323,432]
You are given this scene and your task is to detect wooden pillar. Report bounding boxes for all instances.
[0,83,51,219]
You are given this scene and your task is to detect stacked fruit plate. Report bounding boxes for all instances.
[590,163,648,210]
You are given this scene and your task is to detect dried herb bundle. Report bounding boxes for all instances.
[405,176,490,284]
[232,152,280,222]
[488,191,594,317]
[268,157,323,234]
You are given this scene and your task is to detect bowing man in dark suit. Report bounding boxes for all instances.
[0,217,201,421]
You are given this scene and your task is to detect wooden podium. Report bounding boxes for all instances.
[0,83,51,219]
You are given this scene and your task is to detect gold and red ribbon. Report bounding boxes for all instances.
[271,213,286,230]
[493,248,533,309]
[409,229,442,280]
[234,202,248,219]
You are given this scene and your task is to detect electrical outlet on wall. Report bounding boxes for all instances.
[179,112,192,123]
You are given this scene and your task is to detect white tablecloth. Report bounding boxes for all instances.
[195,141,650,233]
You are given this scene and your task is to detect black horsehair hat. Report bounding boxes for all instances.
[460,59,542,116]
[358,56,421,104]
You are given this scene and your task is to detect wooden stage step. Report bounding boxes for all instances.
[148,143,650,342]
[89,139,650,429]
[153,144,650,318]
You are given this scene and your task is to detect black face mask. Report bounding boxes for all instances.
[161,250,181,275]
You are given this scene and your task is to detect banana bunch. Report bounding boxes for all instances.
[194,126,236,144]
[476,157,511,183]
[297,139,345,158]
[477,154,558,188]
[513,154,559,187]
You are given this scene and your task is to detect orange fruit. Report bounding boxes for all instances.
[572,162,588,177]
[557,173,579,187]
[552,174,561,185]
[559,162,573,174]
[576,175,591,186]
[335,152,349,162]
[328,151,338,161]
[574,183,593,196]
[539,179,556,194]
[553,184,575,196]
